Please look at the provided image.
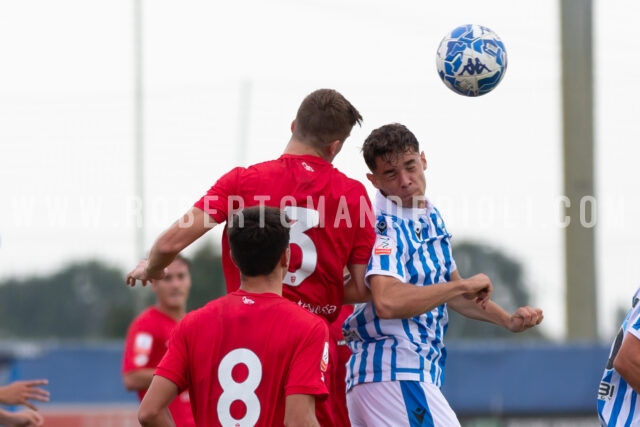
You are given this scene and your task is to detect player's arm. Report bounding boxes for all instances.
[283,394,319,427]
[447,270,543,332]
[122,368,155,391]
[138,376,179,427]
[127,207,217,286]
[370,272,492,319]
[613,331,640,393]
[0,408,44,427]
[343,264,370,304]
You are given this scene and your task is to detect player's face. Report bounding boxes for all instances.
[367,150,427,208]
[152,259,191,311]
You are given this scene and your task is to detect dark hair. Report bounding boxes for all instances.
[362,123,420,172]
[293,88,363,148]
[172,254,192,272]
[227,206,290,277]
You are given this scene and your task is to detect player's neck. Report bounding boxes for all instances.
[283,139,331,162]
[156,304,186,321]
[239,272,284,296]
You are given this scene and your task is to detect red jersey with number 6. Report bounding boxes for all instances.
[194,154,375,324]
[155,290,330,427]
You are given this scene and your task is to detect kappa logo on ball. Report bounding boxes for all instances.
[374,236,393,255]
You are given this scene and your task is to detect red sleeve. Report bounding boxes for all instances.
[285,318,330,400]
[122,315,155,374]
[348,187,376,266]
[193,167,244,225]
[154,318,190,392]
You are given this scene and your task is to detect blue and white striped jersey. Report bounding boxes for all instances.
[343,191,457,391]
[598,287,640,426]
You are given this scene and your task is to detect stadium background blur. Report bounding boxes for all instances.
[1,0,637,425]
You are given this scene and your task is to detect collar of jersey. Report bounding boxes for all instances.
[374,190,433,219]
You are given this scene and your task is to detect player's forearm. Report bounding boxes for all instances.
[373,279,469,319]
[449,297,510,327]
[123,369,155,391]
[343,264,370,304]
[146,208,216,276]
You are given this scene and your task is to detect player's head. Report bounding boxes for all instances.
[151,254,192,311]
[228,206,290,277]
[292,88,363,161]
[362,123,427,208]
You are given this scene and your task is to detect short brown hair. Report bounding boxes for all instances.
[362,123,420,172]
[293,88,363,148]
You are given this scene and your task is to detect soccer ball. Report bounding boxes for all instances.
[435,24,508,97]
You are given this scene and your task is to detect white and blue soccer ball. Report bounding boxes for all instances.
[435,24,508,97]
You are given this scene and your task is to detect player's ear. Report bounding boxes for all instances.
[281,246,290,269]
[366,172,379,189]
[290,120,295,133]
[420,151,427,170]
[328,139,343,159]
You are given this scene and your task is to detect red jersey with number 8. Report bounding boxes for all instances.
[155,290,329,427]
[194,154,375,324]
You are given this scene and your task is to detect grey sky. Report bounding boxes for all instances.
[1,0,638,341]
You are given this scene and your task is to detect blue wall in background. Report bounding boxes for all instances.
[442,341,609,416]
[5,340,610,416]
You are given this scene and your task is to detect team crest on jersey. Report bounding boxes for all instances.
[374,236,393,255]
[320,342,329,374]
[376,220,387,234]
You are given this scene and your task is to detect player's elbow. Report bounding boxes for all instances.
[137,405,161,426]
[373,296,397,319]
[614,354,638,385]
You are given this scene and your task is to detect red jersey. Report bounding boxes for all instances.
[329,304,355,427]
[122,307,195,427]
[155,290,329,427]
[194,154,375,324]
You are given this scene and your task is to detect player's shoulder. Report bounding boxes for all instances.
[279,299,327,328]
[125,307,161,335]
[132,307,159,324]
[180,297,226,326]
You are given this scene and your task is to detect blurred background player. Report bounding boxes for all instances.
[122,255,195,427]
[344,123,543,426]
[597,286,640,425]
[138,206,330,427]
[126,88,376,426]
[0,379,48,427]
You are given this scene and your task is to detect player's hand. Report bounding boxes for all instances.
[125,260,166,287]
[461,273,493,309]
[8,409,44,427]
[0,380,49,411]
[507,306,544,332]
